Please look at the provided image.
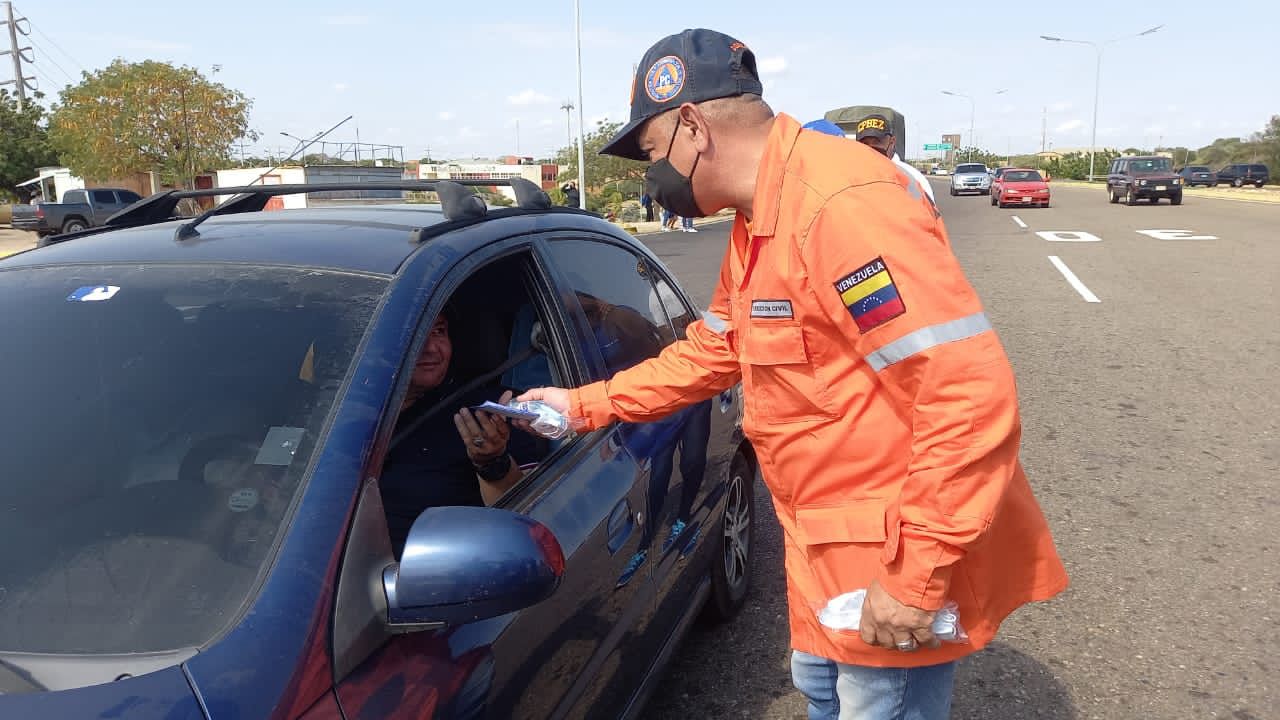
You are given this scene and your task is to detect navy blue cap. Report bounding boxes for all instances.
[600,28,763,161]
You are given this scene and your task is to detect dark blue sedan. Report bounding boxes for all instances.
[0,180,757,719]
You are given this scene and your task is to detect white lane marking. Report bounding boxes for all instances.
[1048,256,1101,303]
[1011,215,1028,228]
[1036,230,1103,243]
[1136,229,1218,240]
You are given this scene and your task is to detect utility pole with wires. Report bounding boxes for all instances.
[2,2,37,109]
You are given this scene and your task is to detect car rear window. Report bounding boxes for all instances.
[955,164,987,174]
[1250,165,1268,172]
[1004,170,1043,182]
[1127,158,1172,173]
[1187,166,1211,172]
[0,264,386,656]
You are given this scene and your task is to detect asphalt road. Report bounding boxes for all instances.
[637,180,1279,719]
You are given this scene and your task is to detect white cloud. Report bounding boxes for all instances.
[437,111,455,121]
[1055,119,1084,133]
[758,56,788,75]
[540,118,556,127]
[508,89,551,106]
[333,83,349,92]
[1050,101,1072,112]
[588,113,612,127]
[1143,124,1166,135]
[323,15,370,26]
[1191,119,1204,130]
[997,103,1016,114]
[877,73,890,82]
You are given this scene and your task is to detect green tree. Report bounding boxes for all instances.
[1043,150,1120,181]
[49,59,258,187]
[552,120,646,210]
[0,89,59,200]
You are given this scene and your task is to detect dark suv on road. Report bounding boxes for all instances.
[1107,155,1184,205]
[1176,165,1217,188]
[0,179,756,720]
[1214,163,1270,188]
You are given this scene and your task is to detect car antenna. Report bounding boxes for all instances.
[174,115,354,241]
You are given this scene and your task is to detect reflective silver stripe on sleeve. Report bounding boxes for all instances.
[701,310,728,335]
[864,312,993,371]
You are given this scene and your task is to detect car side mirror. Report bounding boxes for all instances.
[383,506,564,630]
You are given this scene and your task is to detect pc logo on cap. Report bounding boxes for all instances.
[645,56,687,103]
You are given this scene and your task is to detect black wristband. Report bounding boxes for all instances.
[473,454,512,482]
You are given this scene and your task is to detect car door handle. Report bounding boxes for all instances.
[606,499,635,555]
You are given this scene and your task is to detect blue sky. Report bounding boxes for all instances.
[13,0,1277,161]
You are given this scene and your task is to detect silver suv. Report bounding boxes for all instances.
[950,163,992,196]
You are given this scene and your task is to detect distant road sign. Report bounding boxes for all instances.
[924,143,954,151]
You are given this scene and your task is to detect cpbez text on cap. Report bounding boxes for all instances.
[601,28,763,161]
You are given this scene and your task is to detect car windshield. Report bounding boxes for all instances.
[0,264,386,655]
[1005,170,1043,182]
[956,164,987,174]
[1128,158,1172,173]
[1187,166,1211,172]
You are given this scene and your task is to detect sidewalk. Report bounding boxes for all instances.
[0,227,37,258]
[620,210,735,236]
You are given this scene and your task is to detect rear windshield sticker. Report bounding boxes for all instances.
[67,285,121,302]
[228,487,260,513]
[255,426,306,466]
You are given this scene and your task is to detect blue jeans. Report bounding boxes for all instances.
[791,651,956,720]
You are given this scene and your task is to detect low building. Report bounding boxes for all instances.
[214,165,407,210]
[417,161,561,202]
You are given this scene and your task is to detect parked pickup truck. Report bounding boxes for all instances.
[11,188,144,240]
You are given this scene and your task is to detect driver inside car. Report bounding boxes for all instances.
[379,307,546,555]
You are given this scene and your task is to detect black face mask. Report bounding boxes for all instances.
[645,119,705,218]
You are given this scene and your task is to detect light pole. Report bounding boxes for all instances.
[1040,25,1163,181]
[280,132,309,164]
[941,89,1006,161]
[573,0,587,209]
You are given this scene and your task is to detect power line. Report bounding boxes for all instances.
[27,38,73,86]
[25,17,84,74]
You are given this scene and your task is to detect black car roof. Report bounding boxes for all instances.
[0,179,609,276]
[1,205,452,275]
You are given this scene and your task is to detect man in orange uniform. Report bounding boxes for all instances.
[519,29,1068,720]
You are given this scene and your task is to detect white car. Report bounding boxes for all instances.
[930,165,950,176]
[949,163,992,195]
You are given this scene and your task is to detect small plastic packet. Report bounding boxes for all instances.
[504,400,584,440]
[816,589,969,643]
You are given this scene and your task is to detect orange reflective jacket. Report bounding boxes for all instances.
[568,114,1068,667]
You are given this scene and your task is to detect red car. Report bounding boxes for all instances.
[992,168,1051,208]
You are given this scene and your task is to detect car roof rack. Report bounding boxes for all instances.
[93,178,585,242]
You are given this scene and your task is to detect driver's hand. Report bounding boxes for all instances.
[455,392,512,464]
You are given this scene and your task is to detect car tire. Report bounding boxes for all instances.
[1233,178,1244,188]
[1109,189,1119,204]
[1126,188,1138,206]
[702,450,755,624]
[1041,202,1050,209]
[949,188,957,196]
[1170,193,1183,205]
[62,219,87,233]
[1256,181,1265,188]
[990,193,997,206]
[1150,197,1160,204]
